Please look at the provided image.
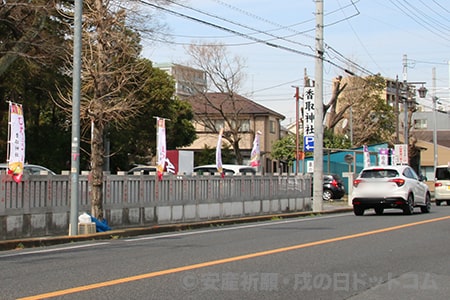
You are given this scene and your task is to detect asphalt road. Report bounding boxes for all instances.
[1,205,450,299]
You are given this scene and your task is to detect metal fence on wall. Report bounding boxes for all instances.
[2,174,311,210]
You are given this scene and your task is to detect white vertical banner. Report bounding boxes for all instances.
[156,117,166,180]
[303,87,315,137]
[250,131,261,167]
[363,145,371,168]
[378,148,389,166]
[394,144,408,165]
[216,128,224,177]
[8,102,26,183]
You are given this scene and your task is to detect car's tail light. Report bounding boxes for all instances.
[388,178,405,187]
[331,179,338,187]
[435,182,443,187]
[353,179,363,187]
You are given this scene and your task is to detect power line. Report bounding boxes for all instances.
[165,0,314,52]
[418,0,450,24]
[139,0,375,76]
[210,0,362,33]
[139,1,315,56]
[411,59,449,65]
[432,0,450,14]
[388,0,450,42]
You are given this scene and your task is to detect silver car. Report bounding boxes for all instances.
[352,165,431,216]
[0,163,56,175]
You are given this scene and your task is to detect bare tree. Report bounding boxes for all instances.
[57,0,165,220]
[324,76,349,129]
[303,71,348,131]
[185,42,248,164]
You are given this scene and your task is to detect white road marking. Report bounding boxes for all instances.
[125,213,352,242]
[0,242,111,258]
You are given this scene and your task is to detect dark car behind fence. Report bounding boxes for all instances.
[0,172,312,240]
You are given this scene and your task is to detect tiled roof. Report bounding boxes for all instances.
[186,92,285,120]
[411,130,450,148]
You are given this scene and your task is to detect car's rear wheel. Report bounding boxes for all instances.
[374,207,384,215]
[323,189,333,201]
[447,201,450,206]
[436,200,441,206]
[420,194,431,213]
[403,194,414,215]
[353,206,364,216]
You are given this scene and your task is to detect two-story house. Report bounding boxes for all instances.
[182,92,285,173]
[156,63,286,173]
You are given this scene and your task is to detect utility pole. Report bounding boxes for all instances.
[313,0,324,212]
[69,0,82,235]
[402,54,409,145]
[432,67,437,173]
[395,76,400,143]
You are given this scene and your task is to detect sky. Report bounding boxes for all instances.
[140,0,450,125]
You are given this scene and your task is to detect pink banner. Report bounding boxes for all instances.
[250,131,261,167]
[156,117,166,180]
[8,102,25,183]
[216,128,223,177]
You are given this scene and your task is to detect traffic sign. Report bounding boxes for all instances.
[304,136,314,152]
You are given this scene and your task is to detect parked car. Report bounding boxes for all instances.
[0,163,56,175]
[193,164,256,176]
[352,165,431,216]
[323,174,345,201]
[127,165,157,175]
[434,165,450,206]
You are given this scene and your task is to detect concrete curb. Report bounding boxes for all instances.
[0,206,353,251]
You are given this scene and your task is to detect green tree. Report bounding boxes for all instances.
[0,0,69,77]
[0,0,72,171]
[194,144,235,166]
[323,128,351,149]
[271,135,297,167]
[109,61,197,170]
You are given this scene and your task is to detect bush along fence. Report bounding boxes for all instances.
[0,172,312,240]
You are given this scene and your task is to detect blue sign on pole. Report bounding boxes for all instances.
[304,136,314,152]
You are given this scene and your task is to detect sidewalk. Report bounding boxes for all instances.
[0,200,352,251]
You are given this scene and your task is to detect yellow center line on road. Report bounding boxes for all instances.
[18,215,450,300]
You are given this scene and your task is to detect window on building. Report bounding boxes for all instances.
[413,119,427,129]
[239,120,250,132]
[270,120,276,133]
[214,120,224,131]
[229,119,250,132]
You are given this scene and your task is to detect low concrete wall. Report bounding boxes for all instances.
[0,173,311,239]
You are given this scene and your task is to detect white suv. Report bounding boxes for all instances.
[193,164,256,176]
[352,165,431,216]
[434,165,450,206]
